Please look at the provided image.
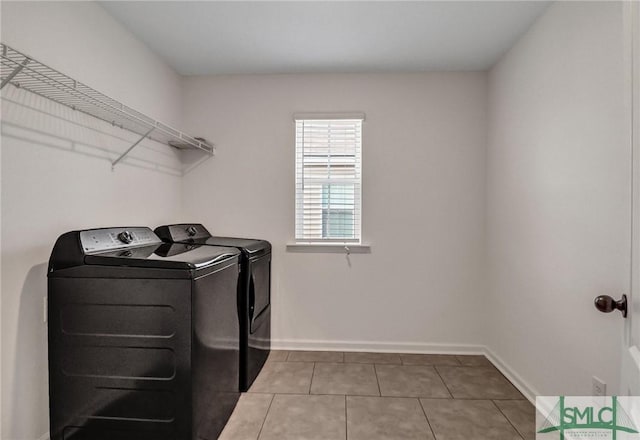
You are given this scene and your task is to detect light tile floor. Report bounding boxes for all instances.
[219,351,536,440]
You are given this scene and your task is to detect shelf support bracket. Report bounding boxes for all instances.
[1,57,30,90]
[111,126,155,169]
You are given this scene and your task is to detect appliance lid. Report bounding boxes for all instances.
[87,242,240,270]
[50,227,240,272]
[155,224,271,254]
[202,236,271,254]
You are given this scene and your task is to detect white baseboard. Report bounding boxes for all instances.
[483,347,539,404]
[271,338,485,355]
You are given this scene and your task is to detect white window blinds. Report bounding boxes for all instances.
[295,117,363,243]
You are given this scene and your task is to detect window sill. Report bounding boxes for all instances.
[286,242,372,253]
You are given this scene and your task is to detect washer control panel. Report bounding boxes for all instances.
[80,227,162,254]
[155,224,211,242]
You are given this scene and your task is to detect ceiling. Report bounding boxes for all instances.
[100,1,550,76]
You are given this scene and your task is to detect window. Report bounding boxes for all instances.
[295,116,363,243]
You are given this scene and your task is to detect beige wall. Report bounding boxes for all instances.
[181,73,488,352]
[485,1,627,396]
[1,2,185,438]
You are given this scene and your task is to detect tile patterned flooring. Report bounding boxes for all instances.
[220,351,535,440]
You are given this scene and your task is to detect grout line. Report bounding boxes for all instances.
[255,394,276,440]
[432,396,521,401]
[432,365,454,399]
[373,364,382,397]
[491,400,526,440]
[265,392,380,397]
[308,362,316,394]
[250,393,527,399]
[418,398,439,440]
[285,350,292,361]
[344,394,348,440]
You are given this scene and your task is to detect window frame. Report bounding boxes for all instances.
[294,114,364,245]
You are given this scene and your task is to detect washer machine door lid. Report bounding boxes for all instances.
[204,237,271,256]
[86,243,240,270]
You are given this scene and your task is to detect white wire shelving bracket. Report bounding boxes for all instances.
[0,43,214,168]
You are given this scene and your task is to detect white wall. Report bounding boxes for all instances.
[1,2,630,438]
[486,1,628,396]
[181,73,488,352]
[1,2,185,439]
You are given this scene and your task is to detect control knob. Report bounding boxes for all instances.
[117,230,134,244]
[187,226,198,237]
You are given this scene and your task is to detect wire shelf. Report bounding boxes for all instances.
[0,43,214,165]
